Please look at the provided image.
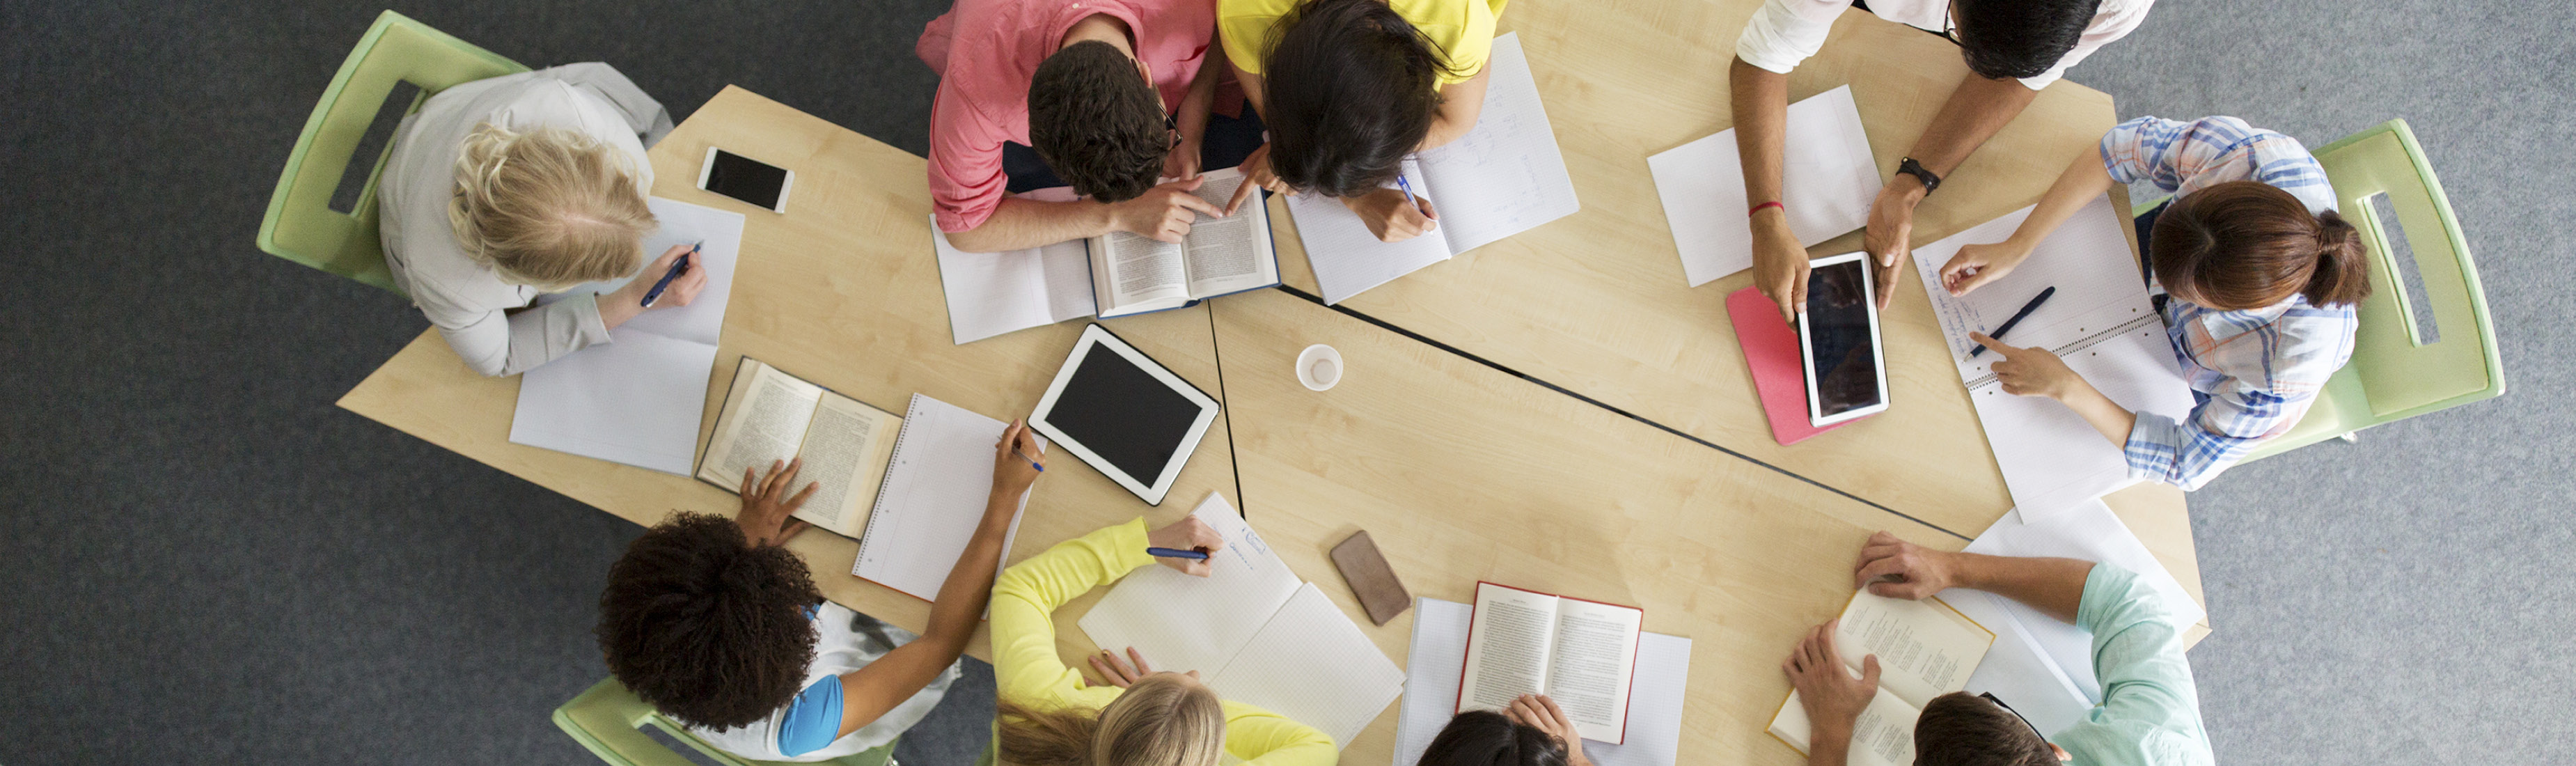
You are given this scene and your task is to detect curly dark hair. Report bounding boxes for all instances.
[1028,40,1169,203]
[1262,0,1455,198]
[597,512,822,729]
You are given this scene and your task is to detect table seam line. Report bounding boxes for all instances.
[1266,286,1973,542]
[1208,304,1249,518]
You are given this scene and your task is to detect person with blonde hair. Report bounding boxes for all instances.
[378,63,703,376]
[991,515,1335,766]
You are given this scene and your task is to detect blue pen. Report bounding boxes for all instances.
[1395,175,1433,231]
[1970,286,2056,358]
[1012,446,1044,473]
[641,242,700,307]
[1145,547,1211,560]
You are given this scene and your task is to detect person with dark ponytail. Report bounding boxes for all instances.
[1936,116,2371,490]
[1213,0,1505,242]
[1415,696,1594,766]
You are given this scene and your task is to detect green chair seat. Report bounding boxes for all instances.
[553,677,897,766]
[256,10,528,295]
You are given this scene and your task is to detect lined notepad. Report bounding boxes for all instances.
[1649,86,1879,286]
[851,393,1030,602]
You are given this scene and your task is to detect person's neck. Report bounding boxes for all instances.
[1059,13,1136,56]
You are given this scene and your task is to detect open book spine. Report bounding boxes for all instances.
[851,392,927,587]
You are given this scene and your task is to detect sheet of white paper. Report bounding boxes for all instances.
[1211,583,1408,747]
[1649,86,1878,286]
[508,331,720,474]
[1396,598,1691,766]
[508,197,746,474]
[1415,33,1582,254]
[853,394,1029,602]
[1078,493,1305,677]
[932,187,1097,345]
[1910,196,2157,381]
[1291,159,1456,305]
[1944,502,2206,736]
[1966,324,2194,518]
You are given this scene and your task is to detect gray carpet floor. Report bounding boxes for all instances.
[0,0,2566,763]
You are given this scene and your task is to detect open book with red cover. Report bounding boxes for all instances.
[1456,581,1646,744]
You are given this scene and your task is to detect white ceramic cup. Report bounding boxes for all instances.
[1296,344,1344,391]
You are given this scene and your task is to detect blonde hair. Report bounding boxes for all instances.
[998,675,1226,766]
[448,123,655,290]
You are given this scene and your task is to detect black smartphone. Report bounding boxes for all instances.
[696,148,793,212]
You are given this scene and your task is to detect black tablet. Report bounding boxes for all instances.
[1028,325,1220,504]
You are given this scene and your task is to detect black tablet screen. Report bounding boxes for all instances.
[1049,345,1204,485]
[1805,259,1883,416]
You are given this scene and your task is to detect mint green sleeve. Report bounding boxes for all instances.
[2055,565,2215,766]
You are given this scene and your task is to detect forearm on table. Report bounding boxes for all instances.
[1951,553,2094,624]
[945,198,1117,252]
[1903,74,2041,176]
[917,490,1021,651]
[1805,729,1853,766]
[1729,58,1791,209]
[2056,377,2139,449]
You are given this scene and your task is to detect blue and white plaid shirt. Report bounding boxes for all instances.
[2102,116,2359,489]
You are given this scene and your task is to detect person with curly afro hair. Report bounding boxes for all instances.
[597,420,1049,760]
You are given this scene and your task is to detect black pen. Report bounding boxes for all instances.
[641,242,700,307]
[1970,286,2056,358]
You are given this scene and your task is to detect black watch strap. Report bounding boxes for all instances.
[1896,157,1942,194]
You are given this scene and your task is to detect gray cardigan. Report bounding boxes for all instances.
[377,63,672,376]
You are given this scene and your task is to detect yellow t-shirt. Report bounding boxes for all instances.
[1218,0,1509,86]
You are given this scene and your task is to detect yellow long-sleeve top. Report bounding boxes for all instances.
[991,518,1338,766]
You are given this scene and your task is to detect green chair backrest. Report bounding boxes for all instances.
[553,677,897,766]
[255,10,528,295]
[2238,118,2505,461]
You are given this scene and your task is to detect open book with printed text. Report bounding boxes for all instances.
[1089,168,1279,318]
[1456,581,1645,744]
[1768,592,1995,766]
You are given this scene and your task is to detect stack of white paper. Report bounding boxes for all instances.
[1649,86,1880,286]
[1944,502,2206,737]
[509,197,745,474]
[1393,598,1693,766]
[930,187,1099,345]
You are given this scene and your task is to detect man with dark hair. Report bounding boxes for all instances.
[918,0,1234,252]
[1728,0,2153,323]
[597,422,1046,760]
[1784,532,2213,766]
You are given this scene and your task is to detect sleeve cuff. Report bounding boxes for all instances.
[1107,517,1157,574]
[777,675,845,756]
[2122,410,2188,484]
[564,290,613,346]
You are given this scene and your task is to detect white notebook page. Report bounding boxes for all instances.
[1077,493,1303,677]
[930,187,1097,345]
[1415,33,1581,253]
[851,393,1030,601]
[1650,85,1878,286]
[1209,583,1408,747]
[1290,159,1454,305]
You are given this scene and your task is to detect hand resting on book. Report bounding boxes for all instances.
[735,458,817,547]
[1782,618,1883,747]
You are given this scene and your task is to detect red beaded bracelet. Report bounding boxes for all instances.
[1749,201,1784,217]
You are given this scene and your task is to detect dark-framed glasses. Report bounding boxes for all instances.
[1977,691,2048,742]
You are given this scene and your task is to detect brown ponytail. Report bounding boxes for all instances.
[2149,180,2374,309]
[997,675,1226,766]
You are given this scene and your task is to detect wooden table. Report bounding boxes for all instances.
[338,86,1236,660]
[1259,9,2137,533]
[1209,289,2201,765]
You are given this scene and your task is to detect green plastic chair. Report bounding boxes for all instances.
[2133,119,2504,462]
[256,10,528,295]
[553,677,900,766]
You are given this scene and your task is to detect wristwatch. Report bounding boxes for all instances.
[1896,157,1942,194]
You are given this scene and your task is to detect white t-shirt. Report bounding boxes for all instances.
[1733,0,2155,89]
[685,602,960,762]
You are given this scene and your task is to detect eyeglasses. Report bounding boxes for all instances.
[1978,692,2048,743]
[1939,3,1963,46]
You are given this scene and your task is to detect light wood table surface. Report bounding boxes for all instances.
[1259,8,2137,533]
[338,86,1236,661]
[1209,289,2205,765]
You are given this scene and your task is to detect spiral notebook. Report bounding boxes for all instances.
[851,393,1031,602]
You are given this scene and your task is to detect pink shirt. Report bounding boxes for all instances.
[918,0,1216,233]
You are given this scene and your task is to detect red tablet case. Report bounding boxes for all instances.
[1727,286,1868,445]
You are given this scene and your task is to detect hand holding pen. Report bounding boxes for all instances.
[991,419,1045,497]
[634,242,706,308]
[1145,516,1225,577]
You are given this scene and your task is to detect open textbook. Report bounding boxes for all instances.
[1946,502,2206,737]
[1649,85,1880,286]
[1457,582,1645,744]
[1088,167,1280,318]
[510,197,744,474]
[1078,494,1405,746]
[1291,32,1580,304]
[693,359,1031,601]
[1907,195,2197,519]
[1768,593,1995,766]
[1396,597,1691,766]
